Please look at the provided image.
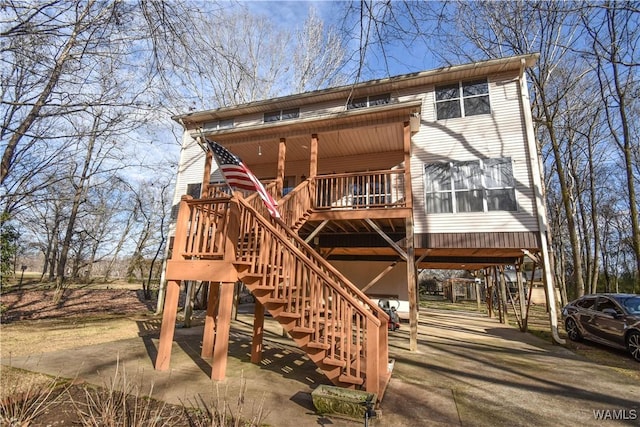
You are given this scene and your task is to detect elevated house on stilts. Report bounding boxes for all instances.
[155,53,563,400]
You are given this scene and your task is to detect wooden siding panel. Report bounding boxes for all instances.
[417,232,540,250]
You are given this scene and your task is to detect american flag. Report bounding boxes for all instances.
[207,140,280,218]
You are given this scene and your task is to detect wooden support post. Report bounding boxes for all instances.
[493,267,503,323]
[475,279,482,311]
[524,262,537,331]
[211,282,235,381]
[183,280,196,328]
[516,260,527,332]
[202,149,213,196]
[155,279,180,371]
[202,282,220,358]
[366,318,380,396]
[403,121,413,209]
[498,266,508,324]
[484,268,493,318]
[277,138,286,199]
[406,214,418,352]
[251,300,265,363]
[309,134,318,179]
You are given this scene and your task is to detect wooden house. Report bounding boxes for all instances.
[156,53,562,399]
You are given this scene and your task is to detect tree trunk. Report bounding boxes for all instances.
[55,117,100,299]
[541,101,585,298]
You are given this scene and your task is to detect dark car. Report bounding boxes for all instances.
[562,293,640,362]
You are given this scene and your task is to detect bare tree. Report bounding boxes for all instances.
[578,2,640,292]
[292,8,350,93]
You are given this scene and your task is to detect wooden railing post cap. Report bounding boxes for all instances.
[181,195,194,201]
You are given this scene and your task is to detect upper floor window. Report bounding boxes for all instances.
[435,80,490,120]
[206,119,234,130]
[264,108,299,123]
[347,93,390,110]
[424,157,516,213]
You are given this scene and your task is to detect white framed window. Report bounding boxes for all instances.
[205,119,234,130]
[435,80,490,120]
[424,158,516,213]
[264,108,299,123]
[347,93,391,110]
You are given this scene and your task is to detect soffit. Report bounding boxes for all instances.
[199,101,420,165]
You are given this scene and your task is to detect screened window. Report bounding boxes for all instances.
[186,183,202,199]
[347,93,391,110]
[424,158,517,213]
[264,108,299,123]
[435,80,490,120]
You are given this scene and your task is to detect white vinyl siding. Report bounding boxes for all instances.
[411,72,539,234]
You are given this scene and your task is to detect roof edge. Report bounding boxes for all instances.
[173,53,539,125]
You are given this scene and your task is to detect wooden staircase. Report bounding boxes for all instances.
[161,188,391,397]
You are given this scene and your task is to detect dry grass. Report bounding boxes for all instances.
[0,315,156,360]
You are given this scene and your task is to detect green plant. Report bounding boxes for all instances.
[0,215,19,288]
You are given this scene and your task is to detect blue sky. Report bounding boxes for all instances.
[233,0,440,78]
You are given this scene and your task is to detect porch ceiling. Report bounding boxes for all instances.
[197,100,420,167]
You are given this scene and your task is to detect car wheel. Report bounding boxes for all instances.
[626,331,640,362]
[565,318,582,342]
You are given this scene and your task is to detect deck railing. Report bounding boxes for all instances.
[314,169,406,210]
[172,196,233,260]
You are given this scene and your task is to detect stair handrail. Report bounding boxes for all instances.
[174,194,389,393]
[235,196,389,324]
[277,178,313,229]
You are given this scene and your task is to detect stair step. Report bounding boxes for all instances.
[233,260,253,267]
[338,374,364,386]
[292,326,314,334]
[251,285,274,291]
[277,312,301,320]
[306,342,330,350]
[239,273,263,283]
[322,357,346,368]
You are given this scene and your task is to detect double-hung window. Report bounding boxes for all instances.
[435,80,490,120]
[424,158,516,213]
